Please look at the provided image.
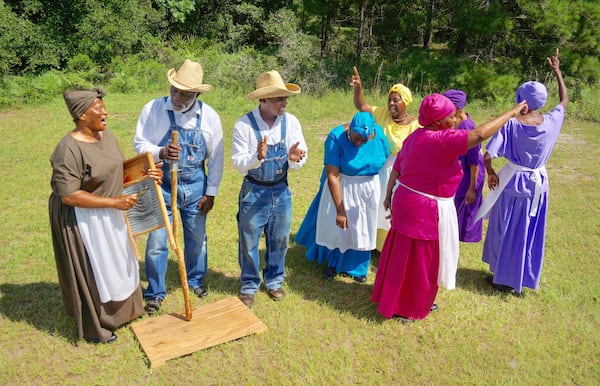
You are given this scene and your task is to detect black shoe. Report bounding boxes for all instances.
[85,333,117,344]
[485,276,514,292]
[238,293,255,307]
[192,285,209,298]
[323,266,337,280]
[392,315,414,324]
[267,287,285,302]
[340,272,367,283]
[145,298,162,316]
[430,303,438,312]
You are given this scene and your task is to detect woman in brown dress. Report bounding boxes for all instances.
[49,88,161,344]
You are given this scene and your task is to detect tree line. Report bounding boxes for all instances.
[1,0,599,107]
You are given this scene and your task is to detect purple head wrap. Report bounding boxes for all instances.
[418,94,456,128]
[443,89,467,109]
[349,112,378,138]
[516,81,547,110]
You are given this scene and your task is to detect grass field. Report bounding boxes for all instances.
[0,89,599,384]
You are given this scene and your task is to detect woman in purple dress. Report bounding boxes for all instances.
[443,89,485,242]
[477,50,568,294]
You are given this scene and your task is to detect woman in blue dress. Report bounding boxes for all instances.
[296,112,390,282]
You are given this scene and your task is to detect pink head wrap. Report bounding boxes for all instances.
[418,93,456,127]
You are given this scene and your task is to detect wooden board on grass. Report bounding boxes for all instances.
[131,297,268,368]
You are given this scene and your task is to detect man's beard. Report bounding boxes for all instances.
[172,97,197,113]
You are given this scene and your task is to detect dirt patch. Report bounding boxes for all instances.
[556,130,586,146]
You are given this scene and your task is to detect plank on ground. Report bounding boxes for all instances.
[131,297,268,368]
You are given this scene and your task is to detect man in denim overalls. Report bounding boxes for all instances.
[134,59,225,315]
[232,71,308,307]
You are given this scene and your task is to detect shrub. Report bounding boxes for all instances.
[65,54,106,85]
[108,56,174,94]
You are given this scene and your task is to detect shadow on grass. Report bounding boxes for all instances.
[0,261,242,344]
[457,267,494,294]
[456,267,528,299]
[138,258,241,299]
[0,282,76,342]
[284,235,524,320]
[284,233,387,324]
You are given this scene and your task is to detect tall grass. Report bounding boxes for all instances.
[0,90,598,384]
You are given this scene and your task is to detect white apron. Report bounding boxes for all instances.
[475,162,546,222]
[316,174,379,253]
[400,182,459,290]
[376,155,396,231]
[74,207,140,303]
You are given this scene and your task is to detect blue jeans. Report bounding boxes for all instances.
[144,181,208,300]
[237,180,292,294]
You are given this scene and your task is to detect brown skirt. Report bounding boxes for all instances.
[49,193,144,342]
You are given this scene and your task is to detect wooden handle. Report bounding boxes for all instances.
[169,129,191,320]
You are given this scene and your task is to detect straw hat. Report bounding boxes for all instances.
[167,59,212,93]
[246,70,301,100]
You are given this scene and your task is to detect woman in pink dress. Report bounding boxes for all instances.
[371,93,525,323]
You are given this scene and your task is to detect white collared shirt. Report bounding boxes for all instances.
[231,106,308,176]
[133,96,225,196]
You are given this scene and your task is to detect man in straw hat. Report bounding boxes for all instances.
[232,70,308,307]
[134,59,225,315]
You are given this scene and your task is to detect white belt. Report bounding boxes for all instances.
[475,162,545,221]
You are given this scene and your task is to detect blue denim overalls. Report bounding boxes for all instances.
[238,112,292,294]
[144,100,209,300]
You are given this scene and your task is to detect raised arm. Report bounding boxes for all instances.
[547,48,568,109]
[349,66,373,112]
[467,101,526,149]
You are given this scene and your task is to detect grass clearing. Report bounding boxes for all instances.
[0,91,598,384]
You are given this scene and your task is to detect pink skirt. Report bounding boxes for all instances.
[371,230,439,320]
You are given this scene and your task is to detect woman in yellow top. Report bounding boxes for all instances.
[350,66,419,251]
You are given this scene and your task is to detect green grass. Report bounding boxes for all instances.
[0,90,599,384]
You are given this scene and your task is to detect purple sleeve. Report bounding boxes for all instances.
[485,122,509,158]
[545,104,565,134]
[465,143,482,165]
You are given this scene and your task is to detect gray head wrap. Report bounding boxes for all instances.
[63,88,106,122]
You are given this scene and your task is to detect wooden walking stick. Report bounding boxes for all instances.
[168,130,193,320]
